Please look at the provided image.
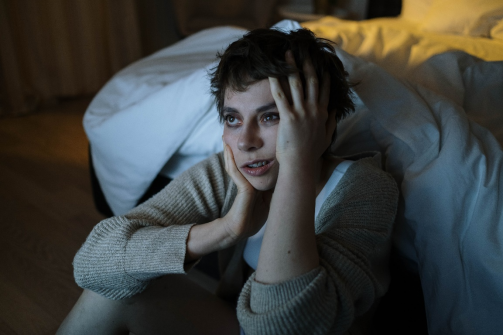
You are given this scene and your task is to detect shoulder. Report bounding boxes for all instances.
[135,152,234,214]
[339,151,397,196]
[171,152,230,189]
[316,152,398,233]
[178,151,226,178]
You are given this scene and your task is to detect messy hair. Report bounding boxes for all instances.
[209,28,356,123]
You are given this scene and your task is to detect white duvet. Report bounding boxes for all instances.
[337,49,503,334]
[84,20,503,334]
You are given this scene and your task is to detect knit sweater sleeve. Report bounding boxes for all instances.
[73,153,231,300]
[236,157,399,334]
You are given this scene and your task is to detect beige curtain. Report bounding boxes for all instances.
[0,0,142,117]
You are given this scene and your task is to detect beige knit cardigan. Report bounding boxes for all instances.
[73,151,398,334]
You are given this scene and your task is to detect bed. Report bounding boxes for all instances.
[83,0,503,333]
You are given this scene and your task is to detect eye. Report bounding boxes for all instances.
[224,114,240,126]
[262,113,280,123]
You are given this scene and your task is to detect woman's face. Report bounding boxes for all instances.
[222,79,280,191]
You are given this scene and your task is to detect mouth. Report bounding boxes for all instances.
[241,159,275,177]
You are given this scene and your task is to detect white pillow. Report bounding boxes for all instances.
[84,20,303,216]
[400,0,433,23]
[420,0,503,37]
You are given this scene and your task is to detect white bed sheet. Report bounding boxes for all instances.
[84,19,503,333]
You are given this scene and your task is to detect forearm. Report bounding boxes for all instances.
[73,153,233,299]
[255,163,319,284]
[74,216,195,299]
[185,218,238,262]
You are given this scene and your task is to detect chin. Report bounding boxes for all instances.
[240,162,279,191]
[247,176,277,191]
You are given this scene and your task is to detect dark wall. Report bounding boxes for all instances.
[135,0,181,56]
[367,0,402,19]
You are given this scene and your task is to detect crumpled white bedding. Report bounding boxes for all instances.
[335,49,503,334]
[84,20,503,334]
[303,16,503,80]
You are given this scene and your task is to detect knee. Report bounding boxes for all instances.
[57,289,129,334]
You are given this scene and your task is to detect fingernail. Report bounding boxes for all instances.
[286,50,293,58]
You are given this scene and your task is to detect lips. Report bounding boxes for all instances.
[241,159,275,177]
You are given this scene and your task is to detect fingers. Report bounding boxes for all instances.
[325,109,337,146]
[303,57,319,109]
[321,72,334,146]
[272,51,329,119]
[269,77,291,119]
[222,138,250,189]
[285,50,304,108]
[285,51,326,115]
[223,140,238,177]
[223,139,231,173]
[319,72,330,111]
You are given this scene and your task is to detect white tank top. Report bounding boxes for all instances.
[243,160,355,270]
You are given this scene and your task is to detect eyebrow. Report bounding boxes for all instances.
[222,102,277,114]
[256,102,277,113]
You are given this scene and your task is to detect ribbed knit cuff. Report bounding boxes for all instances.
[237,266,340,334]
[249,267,321,314]
[124,222,196,280]
[91,283,149,301]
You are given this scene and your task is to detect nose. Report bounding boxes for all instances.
[237,122,263,152]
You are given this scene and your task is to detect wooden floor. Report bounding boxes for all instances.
[0,98,105,334]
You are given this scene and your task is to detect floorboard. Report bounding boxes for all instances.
[0,98,105,334]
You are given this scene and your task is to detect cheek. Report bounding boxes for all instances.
[263,126,278,150]
[222,130,237,150]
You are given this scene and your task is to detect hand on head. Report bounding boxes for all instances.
[269,50,336,169]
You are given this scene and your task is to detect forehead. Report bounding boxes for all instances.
[223,79,273,109]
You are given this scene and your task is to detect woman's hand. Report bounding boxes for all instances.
[221,141,271,243]
[269,51,336,169]
[185,144,270,262]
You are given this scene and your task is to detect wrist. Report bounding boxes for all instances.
[219,217,246,248]
[278,158,318,179]
[186,218,238,262]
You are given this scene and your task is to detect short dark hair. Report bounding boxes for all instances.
[209,28,356,123]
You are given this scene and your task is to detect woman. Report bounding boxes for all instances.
[58,28,398,334]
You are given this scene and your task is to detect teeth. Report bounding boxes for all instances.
[248,161,268,168]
